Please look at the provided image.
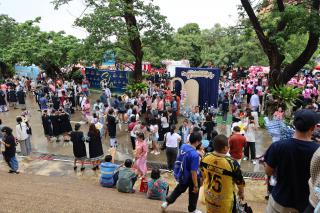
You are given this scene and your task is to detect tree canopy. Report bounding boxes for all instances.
[0,15,82,78]
[54,0,173,82]
[240,0,320,86]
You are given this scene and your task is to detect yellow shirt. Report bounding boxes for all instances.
[200,152,245,213]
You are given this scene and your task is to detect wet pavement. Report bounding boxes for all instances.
[0,92,272,173]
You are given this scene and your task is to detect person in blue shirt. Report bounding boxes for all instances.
[100,155,119,188]
[161,132,202,213]
[265,109,320,213]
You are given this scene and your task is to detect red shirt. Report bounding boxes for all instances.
[229,133,246,160]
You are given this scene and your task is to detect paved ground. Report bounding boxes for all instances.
[0,92,269,212]
[0,157,267,213]
[0,92,272,172]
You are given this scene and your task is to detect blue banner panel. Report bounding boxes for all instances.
[85,68,129,93]
[175,67,220,108]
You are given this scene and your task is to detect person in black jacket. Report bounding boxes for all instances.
[59,109,72,142]
[70,123,86,172]
[221,94,230,124]
[50,110,62,142]
[107,108,118,148]
[0,90,7,112]
[7,87,17,109]
[0,126,19,174]
[16,88,26,110]
[41,110,53,143]
[87,124,104,171]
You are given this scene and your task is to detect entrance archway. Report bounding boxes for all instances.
[184,79,199,107]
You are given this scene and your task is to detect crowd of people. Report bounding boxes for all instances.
[0,67,320,213]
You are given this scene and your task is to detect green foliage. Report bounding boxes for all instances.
[54,0,172,82]
[68,69,84,84]
[0,15,83,77]
[271,86,302,111]
[126,82,148,94]
[258,116,266,128]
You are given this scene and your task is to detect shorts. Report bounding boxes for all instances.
[151,136,159,142]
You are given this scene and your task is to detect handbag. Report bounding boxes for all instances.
[26,127,32,135]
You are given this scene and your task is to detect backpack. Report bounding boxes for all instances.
[173,147,193,184]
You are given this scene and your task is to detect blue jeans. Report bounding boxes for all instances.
[9,156,19,172]
[26,136,32,155]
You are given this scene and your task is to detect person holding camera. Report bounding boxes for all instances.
[0,126,19,174]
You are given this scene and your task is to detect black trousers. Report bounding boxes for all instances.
[247,94,252,104]
[130,136,136,150]
[166,147,177,170]
[166,180,199,212]
[244,142,256,159]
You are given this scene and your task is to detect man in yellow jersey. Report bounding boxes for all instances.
[200,134,245,213]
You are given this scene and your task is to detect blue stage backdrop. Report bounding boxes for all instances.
[175,67,220,108]
[85,68,129,93]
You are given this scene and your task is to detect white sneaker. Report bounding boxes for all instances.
[161,202,168,211]
[243,157,248,161]
[252,160,257,165]
[150,150,155,154]
[189,210,202,213]
[155,151,160,155]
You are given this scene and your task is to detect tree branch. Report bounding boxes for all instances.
[282,0,320,83]
[240,0,272,55]
[113,44,135,56]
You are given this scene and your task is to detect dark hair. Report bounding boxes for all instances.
[211,130,218,139]
[75,123,81,131]
[124,159,133,168]
[206,115,212,122]
[104,155,112,162]
[137,132,145,140]
[170,125,176,134]
[0,119,2,125]
[150,119,157,125]
[213,135,228,152]
[189,132,202,144]
[233,126,241,132]
[1,126,13,135]
[151,168,161,180]
[16,117,22,123]
[130,116,136,123]
[108,108,114,115]
[193,127,201,133]
[89,124,99,136]
[249,116,254,121]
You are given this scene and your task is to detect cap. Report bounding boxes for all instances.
[293,109,320,132]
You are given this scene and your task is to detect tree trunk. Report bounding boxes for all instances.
[124,0,144,83]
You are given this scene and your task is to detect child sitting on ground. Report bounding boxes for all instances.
[100,155,119,188]
[147,168,169,201]
[116,159,137,193]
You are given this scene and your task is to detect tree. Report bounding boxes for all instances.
[240,0,320,87]
[0,15,83,78]
[53,0,172,82]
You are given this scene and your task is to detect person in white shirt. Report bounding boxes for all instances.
[150,119,160,155]
[165,125,181,171]
[250,90,260,112]
[16,117,30,156]
[244,116,257,164]
[104,86,112,106]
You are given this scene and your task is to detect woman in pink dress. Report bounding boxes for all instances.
[134,132,148,177]
[82,99,91,123]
